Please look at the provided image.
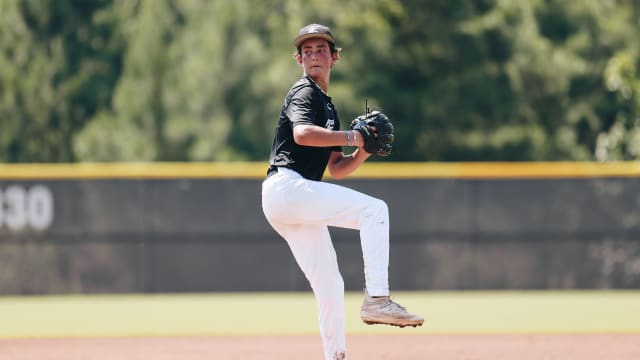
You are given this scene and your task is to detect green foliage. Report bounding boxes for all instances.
[1,0,639,162]
[598,50,640,160]
[0,0,122,162]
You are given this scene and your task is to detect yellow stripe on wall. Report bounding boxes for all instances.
[350,161,640,179]
[1,161,640,180]
[0,162,267,180]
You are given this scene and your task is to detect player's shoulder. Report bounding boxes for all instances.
[290,76,325,98]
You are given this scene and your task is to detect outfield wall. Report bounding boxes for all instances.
[1,162,639,294]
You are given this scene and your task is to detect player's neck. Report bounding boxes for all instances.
[306,74,330,94]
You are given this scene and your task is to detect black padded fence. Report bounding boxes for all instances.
[1,171,639,294]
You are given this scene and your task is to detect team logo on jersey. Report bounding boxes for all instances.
[273,151,295,166]
[325,119,335,129]
[325,103,335,129]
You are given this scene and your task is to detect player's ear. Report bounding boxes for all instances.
[331,51,340,67]
[295,53,303,65]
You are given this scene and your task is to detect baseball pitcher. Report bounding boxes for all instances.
[261,24,423,360]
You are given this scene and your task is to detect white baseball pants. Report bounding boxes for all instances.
[261,167,390,360]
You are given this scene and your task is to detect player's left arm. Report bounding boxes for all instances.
[327,149,371,180]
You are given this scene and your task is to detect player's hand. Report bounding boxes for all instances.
[350,111,394,156]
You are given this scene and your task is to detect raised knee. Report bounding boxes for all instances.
[361,198,388,223]
[373,199,388,214]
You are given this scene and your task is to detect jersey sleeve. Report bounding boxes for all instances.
[285,86,317,127]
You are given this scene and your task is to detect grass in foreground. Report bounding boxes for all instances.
[1,291,639,338]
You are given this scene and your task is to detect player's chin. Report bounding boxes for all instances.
[307,66,324,74]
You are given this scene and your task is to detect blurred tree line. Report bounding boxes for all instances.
[1,0,639,162]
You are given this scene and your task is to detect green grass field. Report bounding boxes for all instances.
[1,291,639,338]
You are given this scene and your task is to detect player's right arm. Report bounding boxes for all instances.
[293,125,370,180]
[293,125,364,148]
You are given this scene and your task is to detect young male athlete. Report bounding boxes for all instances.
[261,24,423,360]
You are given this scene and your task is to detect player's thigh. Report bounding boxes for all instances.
[284,179,383,227]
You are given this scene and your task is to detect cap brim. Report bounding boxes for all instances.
[294,33,335,48]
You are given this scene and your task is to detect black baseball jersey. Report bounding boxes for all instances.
[268,76,341,181]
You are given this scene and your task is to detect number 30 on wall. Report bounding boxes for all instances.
[0,185,54,231]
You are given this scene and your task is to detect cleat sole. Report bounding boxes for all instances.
[362,319,424,328]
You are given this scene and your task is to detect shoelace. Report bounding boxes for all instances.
[380,298,407,313]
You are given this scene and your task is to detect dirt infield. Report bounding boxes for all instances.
[2,334,639,360]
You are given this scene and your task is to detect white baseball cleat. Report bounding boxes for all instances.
[360,291,424,328]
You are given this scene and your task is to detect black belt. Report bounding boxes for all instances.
[266,166,279,178]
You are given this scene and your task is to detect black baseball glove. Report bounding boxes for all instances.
[350,111,394,156]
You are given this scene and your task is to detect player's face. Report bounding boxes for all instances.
[297,38,338,81]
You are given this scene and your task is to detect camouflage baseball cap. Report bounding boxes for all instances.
[294,24,337,48]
